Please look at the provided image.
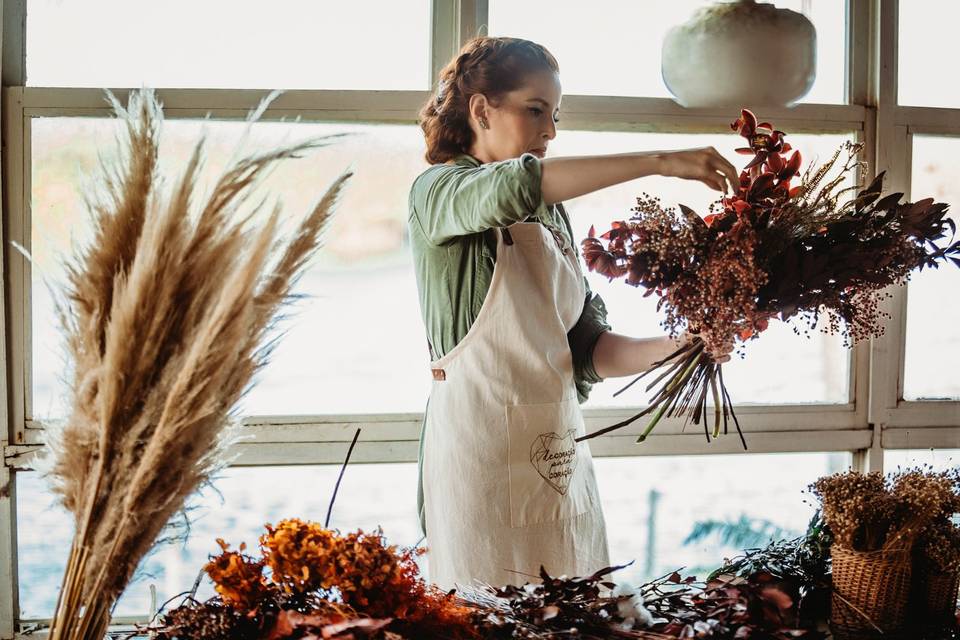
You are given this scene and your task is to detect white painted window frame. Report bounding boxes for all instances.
[0,0,957,636]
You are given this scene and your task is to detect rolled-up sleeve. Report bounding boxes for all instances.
[410,153,547,245]
[568,285,611,403]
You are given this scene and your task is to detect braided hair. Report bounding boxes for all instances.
[419,37,559,164]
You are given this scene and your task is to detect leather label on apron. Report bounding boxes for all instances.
[506,396,595,529]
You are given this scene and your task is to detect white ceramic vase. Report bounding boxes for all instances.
[661,0,816,108]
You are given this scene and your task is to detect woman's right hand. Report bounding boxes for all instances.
[676,329,734,364]
[657,147,740,195]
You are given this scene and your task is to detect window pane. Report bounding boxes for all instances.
[17,464,420,618]
[549,130,853,407]
[31,119,430,418]
[885,448,960,472]
[489,0,845,103]
[596,451,851,583]
[904,136,960,401]
[30,121,852,417]
[26,0,431,90]
[898,3,960,107]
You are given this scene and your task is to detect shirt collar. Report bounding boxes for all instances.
[452,154,481,168]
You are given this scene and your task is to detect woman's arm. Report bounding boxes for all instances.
[592,329,734,378]
[411,155,544,244]
[540,147,740,206]
[591,331,684,379]
[551,149,740,378]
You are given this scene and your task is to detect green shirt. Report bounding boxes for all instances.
[408,152,611,402]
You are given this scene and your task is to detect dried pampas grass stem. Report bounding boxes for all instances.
[44,88,351,640]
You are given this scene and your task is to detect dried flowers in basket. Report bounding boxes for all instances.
[809,467,960,635]
[912,467,960,624]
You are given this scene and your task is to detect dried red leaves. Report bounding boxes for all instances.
[580,108,959,445]
[157,522,832,639]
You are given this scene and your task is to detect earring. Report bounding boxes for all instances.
[479,118,489,130]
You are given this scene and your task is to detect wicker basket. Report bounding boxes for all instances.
[913,565,960,622]
[830,544,911,633]
[828,624,909,640]
[828,625,883,640]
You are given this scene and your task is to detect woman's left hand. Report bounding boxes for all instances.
[657,147,740,194]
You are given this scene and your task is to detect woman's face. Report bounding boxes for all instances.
[468,69,562,164]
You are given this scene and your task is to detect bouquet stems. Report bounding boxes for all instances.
[575,337,746,449]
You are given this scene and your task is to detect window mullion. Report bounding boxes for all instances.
[852,425,884,472]
[0,467,17,640]
[1,3,27,629]
[459,0,488,44]
[883,426,960,450]
[867,127,909,429]
[429,0,489,90]
[430,0,458,90]
[3,428,874,469]
[11,87,871,134]
[1,0,26,87]
[2,93,28,439]
[845,0,873,107]
[866,0,906,431]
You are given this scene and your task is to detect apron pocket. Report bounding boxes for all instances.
[506,396,597,528]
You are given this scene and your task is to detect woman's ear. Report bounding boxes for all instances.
[468,93,489,130]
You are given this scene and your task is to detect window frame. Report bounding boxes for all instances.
[1,0,958,635]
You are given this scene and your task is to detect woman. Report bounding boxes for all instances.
[410,37,738,590]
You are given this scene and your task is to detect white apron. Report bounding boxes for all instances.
[422,221,610,591]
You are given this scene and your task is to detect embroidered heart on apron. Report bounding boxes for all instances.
[529,429,579,495]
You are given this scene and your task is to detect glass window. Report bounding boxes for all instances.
[904,136,960,401]
[595,451,851,583]
[32,121,853,417]
[884,448,960,473]
[31,118,431,418]
[25,0,431,90]
[488,0,845,104]
[898,3,960,107]
[17,463,421,618]
[548,130,853,407]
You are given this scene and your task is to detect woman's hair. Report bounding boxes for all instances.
[419,36,559,164]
